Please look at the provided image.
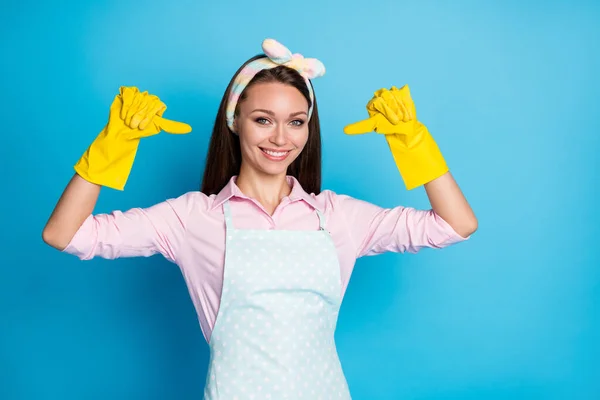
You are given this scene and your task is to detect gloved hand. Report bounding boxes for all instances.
[344,85,448,190]
[74,86,191,190]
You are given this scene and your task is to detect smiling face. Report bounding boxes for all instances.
[234,81,310,179]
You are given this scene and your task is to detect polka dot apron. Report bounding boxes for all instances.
[203,200,352,399]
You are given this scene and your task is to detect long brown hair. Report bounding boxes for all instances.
[200,54,322,196]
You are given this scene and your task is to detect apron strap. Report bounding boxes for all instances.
[222,200,234,230]
[315,209,327,231]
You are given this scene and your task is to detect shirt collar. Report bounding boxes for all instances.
[209,175,322,212]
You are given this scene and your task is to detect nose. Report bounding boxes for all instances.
[269,124,288,147]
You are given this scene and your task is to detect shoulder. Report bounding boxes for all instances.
[310,189,386,215]
[162,190,220,215]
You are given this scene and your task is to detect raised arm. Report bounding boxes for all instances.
[42,86,192,257]
[42,174,101,250]
[424,171,477,238]
[337,193,469,258]
[344,84,477,239]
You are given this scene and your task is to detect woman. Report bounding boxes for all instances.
[43,38,477,399]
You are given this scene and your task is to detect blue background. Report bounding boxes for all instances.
[2,0,599,399]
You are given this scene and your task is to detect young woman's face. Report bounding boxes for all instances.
[235,82,310,178]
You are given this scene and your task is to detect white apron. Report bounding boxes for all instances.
[203,200,352,399]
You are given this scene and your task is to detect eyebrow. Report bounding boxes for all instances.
[251,109,307,117]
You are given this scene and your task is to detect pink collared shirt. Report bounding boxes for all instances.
[64,176,468,342]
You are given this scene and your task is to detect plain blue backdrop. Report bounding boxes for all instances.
[2,0,599,399]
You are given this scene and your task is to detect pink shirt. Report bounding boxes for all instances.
[64,176,468,342]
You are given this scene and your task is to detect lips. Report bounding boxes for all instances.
[260,147,292,161]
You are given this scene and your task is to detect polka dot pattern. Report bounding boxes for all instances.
[203,201,352,399]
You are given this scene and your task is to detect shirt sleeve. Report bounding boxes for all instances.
[62,191,199,263]
[334,194,469,258]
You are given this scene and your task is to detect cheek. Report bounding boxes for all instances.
[294,129,310,149]
[238,126,264,148]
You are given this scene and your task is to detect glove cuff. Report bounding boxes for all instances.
[386,130,449,190]
[73,134,140,191]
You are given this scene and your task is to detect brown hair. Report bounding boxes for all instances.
[200,55,322,196]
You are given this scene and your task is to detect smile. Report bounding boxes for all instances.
[260,148,292,161]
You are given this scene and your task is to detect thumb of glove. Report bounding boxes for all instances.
[154,116,192,134]
[343,114,382,135]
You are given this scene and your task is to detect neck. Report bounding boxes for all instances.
[236,166,292,214]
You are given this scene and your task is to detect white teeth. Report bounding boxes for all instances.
[263,149,289,157]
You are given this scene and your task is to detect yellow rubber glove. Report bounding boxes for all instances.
[344,85,448,190]
[74,86,192,190]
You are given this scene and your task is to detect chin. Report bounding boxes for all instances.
[256,162,292,177]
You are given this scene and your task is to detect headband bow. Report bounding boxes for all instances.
[262,38,326,80]
[225,38,326,131]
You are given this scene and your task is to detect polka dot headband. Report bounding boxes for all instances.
[226,38,326,131]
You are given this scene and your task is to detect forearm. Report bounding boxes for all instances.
[424,171,477,238]
[42,173,101,250]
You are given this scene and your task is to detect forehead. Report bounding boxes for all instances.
[241,82,308,110]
